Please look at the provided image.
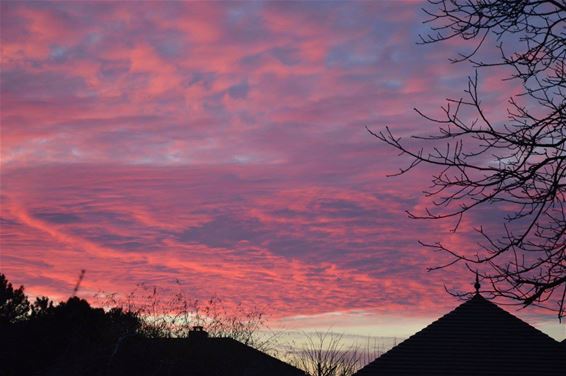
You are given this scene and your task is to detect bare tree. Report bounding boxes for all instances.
[287,331,365,376]
[191,295,278,352]
[94,283,274,351]
[371,0,566,319]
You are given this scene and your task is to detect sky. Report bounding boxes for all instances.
[1,0,564,341]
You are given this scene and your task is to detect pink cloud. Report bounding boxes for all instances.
[0,163,490,318]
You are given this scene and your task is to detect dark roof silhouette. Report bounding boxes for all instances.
[107,333,305,376]
[355,294,565,376]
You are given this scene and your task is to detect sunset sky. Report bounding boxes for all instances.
[1,1,564,340]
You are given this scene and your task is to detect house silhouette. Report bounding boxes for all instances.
[107,327,306,376]
[355,292,566,376]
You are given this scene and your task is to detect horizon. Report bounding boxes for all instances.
[1,0,564,343]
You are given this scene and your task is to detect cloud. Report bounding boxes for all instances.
[227,80,249,100]
[0,164,483,317]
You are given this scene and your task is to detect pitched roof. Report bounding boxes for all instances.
[355,294,565,376]
[107,335,305,376]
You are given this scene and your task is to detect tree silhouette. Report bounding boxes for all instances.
[288,331,363,376]
[371,0,565,318]
[0,274,142,376]
[96,284,273,352]
[0,274,30,325]
[0,270,285,376]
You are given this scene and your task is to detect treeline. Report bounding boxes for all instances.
[1,274,141,375]
[0,273,272,375]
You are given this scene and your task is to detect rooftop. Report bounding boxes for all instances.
[355,294,566,376]
[107,334,306,376]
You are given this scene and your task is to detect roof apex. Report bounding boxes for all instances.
[355,294,565,376]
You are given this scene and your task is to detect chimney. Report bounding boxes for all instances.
[188,326,208,341]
